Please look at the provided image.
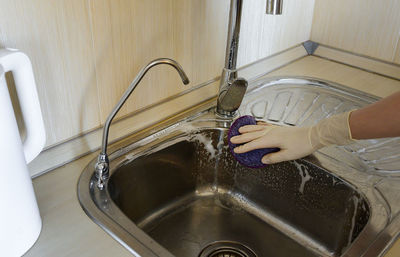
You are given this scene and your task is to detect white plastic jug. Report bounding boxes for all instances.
[0,48,46,257]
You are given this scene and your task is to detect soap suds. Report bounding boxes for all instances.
[293,160,312,194]
[190,134,216,160]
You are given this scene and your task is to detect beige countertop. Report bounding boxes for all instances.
[26,56,400,257]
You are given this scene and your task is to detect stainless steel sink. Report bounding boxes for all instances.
[78,77,400,257]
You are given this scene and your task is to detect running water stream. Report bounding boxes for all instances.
[190,131,225,193]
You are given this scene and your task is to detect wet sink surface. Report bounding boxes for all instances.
[108,129,369,257]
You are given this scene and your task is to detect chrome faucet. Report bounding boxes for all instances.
[95,58,189,189]
[216,0,283,117]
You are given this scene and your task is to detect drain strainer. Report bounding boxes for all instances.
[198,241,257,257]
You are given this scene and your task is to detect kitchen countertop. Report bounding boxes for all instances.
[26,56,400,257]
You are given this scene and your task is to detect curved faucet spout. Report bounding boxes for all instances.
[95,58,189,189]
[217,0,283,117]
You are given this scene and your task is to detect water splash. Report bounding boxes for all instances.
[212,133,225,192]
[189,134,216,160]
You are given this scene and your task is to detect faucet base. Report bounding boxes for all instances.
[215,107,238,118]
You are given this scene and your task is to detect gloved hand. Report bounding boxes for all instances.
[230,111,354,164]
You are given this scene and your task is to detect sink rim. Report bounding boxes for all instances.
[78,76,398,257]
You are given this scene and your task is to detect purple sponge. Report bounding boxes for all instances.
[228,115,280,168]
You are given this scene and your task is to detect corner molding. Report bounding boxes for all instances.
[313,44,400,81]
[302,40,319,55]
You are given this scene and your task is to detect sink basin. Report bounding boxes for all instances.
[78,77,400,257]
[109,128,369,257]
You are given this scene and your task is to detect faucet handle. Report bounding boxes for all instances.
[216,78,248,117]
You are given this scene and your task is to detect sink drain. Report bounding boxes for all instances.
[198,241,257,257]
[208,249,246,257]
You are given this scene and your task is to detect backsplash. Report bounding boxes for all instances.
[238,0,315,66]
[311,0,400,64]
[0,0,314,148]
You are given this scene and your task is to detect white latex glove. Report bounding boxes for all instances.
[230,111,354,164]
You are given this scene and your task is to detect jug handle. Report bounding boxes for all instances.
[0,49,45,163]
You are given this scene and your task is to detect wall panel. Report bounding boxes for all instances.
[395,40,400,64]
[238,0,315,66]
[311,0,400,64]
[89,0,229,123]
[0,0,100,146]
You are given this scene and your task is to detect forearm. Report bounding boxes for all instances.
[350,91,400,140]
